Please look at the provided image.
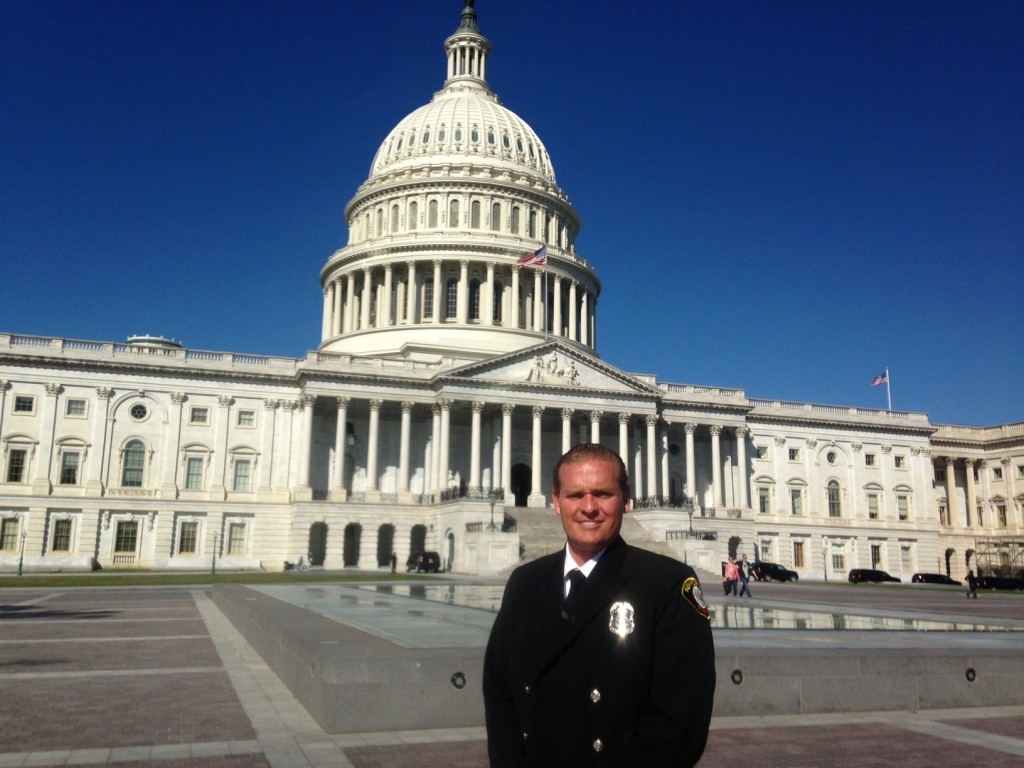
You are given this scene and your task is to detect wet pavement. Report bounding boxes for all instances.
[0,579,1022,767]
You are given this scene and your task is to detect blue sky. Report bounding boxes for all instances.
[2,0,1021,427]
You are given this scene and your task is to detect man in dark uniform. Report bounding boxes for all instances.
[483,443,715,767]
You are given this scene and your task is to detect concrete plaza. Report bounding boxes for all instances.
[1,578,1022,767]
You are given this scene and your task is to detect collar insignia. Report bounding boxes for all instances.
[683,577,710,620]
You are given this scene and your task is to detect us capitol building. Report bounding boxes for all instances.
[2,3,1021,582]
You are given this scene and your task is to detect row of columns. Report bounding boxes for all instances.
[941,455,1019,529]
[324,394,749,509]
[321,261,597,347]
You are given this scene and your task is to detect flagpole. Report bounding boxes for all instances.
[544,261,549,340]
[886,367,892,411]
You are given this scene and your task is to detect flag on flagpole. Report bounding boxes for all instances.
[870,371,889,387]
[516,244,548,267]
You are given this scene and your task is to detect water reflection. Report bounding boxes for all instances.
[360,584,1021,633]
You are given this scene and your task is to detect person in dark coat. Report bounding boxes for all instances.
[483,443,716,767]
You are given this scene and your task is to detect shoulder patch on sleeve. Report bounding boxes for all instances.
[682,576,710,620]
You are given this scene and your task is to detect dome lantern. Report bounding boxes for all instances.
[444,0,492,89]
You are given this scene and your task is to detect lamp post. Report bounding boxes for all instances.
[17,528,27,577]
[822,535,829,584]
[487,488,502,532]
[211,532,219,576]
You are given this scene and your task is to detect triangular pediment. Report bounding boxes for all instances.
[439,342,661,395]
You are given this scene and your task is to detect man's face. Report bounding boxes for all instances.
[553,458,628,565]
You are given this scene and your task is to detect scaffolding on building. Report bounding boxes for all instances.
[972,536,1024,577]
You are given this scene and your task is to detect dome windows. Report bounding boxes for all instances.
[438,125,447,142]
[454,125,463,143]
[487,128,495,145]
[470,126,479,143]
[502,132,510,149]
[422,127,431,144]
[516,137,524,153]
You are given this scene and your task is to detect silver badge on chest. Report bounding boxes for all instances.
[608,601,635,637]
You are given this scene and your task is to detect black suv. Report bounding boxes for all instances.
[848,568,900,584]
[406,551,442,573]
[911,572,961,585]
[751,562,799,582]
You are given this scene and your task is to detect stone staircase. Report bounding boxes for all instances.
[499,507,714,581]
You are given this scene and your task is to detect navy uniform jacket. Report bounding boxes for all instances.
[483,536,715,767]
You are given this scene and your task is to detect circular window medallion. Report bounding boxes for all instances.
[130,403,148,421]
[827,451,837,465]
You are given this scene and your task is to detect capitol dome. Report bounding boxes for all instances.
[318,1,600,363]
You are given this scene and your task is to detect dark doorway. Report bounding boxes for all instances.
[377,524,395,567]
[510,463,531,507]
[308,522,328,566]
[728,535,741,560]
[410,524,427,554]
[343,523,362,567]
[444,531,455,572]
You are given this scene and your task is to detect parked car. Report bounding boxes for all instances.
[848,568,900,584]
[406,551,442,573]
[751,562,799,582]
[911,572,961,585]
[977,575,1024,591]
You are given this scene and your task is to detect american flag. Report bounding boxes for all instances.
[870,371,889,387]
[516,245,548,267]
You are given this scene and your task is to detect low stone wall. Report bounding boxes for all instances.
[213,584,1024,734]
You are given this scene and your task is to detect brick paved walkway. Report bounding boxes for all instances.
[1,585,1022,767]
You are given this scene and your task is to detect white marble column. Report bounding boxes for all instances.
[508,267,520,329]
[660,423,670,502]
[258,399,279,493]
[344,272,356,333]
[645,415,657,502]
[618,413,630,469]
[88,387,112,492]
[430,405,441,492]
[321,285,332,339]
[532,269,543,331]
[332,397,349,500]
[360,268,372,330]
[406,261,419,324]
[710,425,723,508]
[439,399,452,493]
[483,262,495,326]
[685,423,697,506]
[632,422,644,500]
[31,383,60,491]
[365,399,382,498]
[432,260,442,323]
[580,291,589,345]
[568,281,578,341]
[332,280,343,336]
[530,405,544,505]
[561,408,574,454]
[470,400,483,494]
[945,457,958,526]
[398,401,412,500]
[457,260,469,324]
[734,426,749,508]
[552,275,562,337]
[501,403,514,503]
[590,410,602,444]
[964,459,976,528]
[382,264,393,327]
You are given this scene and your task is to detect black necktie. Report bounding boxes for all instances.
[562,569,587,622]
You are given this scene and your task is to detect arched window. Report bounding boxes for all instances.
[469,278,481,320]
[423,278,434,318]
[454,125,463,142]
[408,201,418,230]
[502,132,510,149]
[438,125,446,142]
[470,200,480,228]
[428,200,438,228]
[487,128,495,145]
[122,440,145,488]
[448,199,460,227]
[390,204,400,233]
[422,127,431,144]
[490,202,501,231]
[470,126,479,143]
[827,481,842,518]
[528,209,536,238]
[511,206,520,234]
[445,278,458,319]
[493,281,504,323]
[376,208,383,237]
[543,212,551,243]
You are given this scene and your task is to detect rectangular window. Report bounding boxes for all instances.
[977,505,984,527]
[758,487,770,514]
[1018,465,1024,479]
[236,410,256,428]
[1,518,19,550]
[178,521,198,554]
[864,453,876,467]
[59,452,80,485]
[185,457,204,490]
[894,455,905,469]
[901,545,912,571]
[788,448,800,461]
[870,544,882,567]
[790,488,802,515]
[52,519,72,552]
[227,522,246,555]
[6,448,28,483]
[189,406,210,425]
[993,466,1003,480]
[14,395,35,413]
[65,399,87,417]
[997,505,1007,527]
[756,446,768,459]
[897,495,909,521]
[938,505,949,526]
[759,540,773,562]
[114,520,138,553]
[233,459,252,491]
[831,551,845,571]
[867,493,879,520]
[793,541,805,568]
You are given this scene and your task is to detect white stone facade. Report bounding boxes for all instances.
[1,4,1021,580]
